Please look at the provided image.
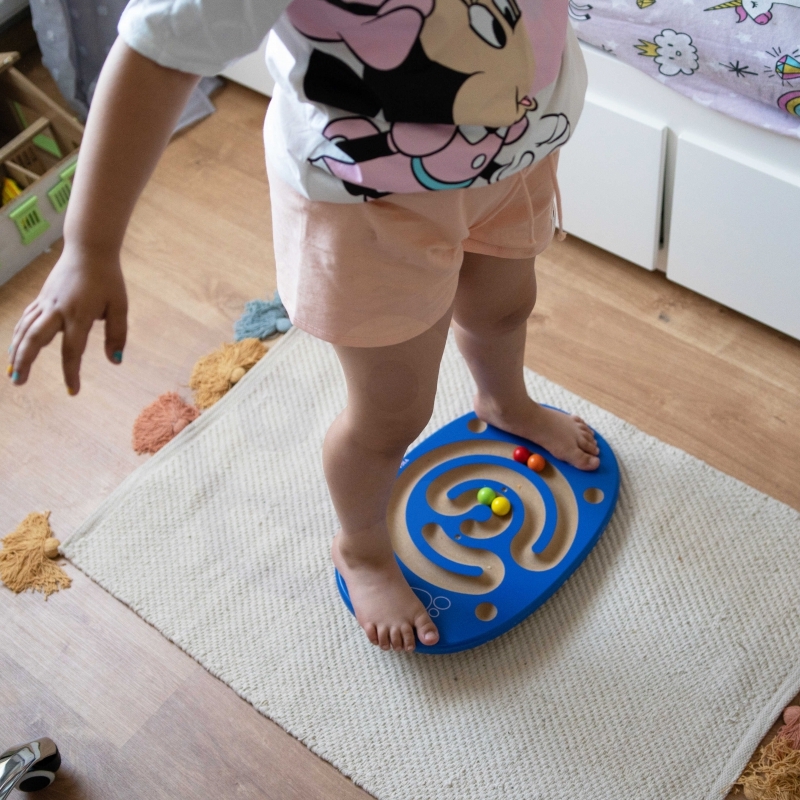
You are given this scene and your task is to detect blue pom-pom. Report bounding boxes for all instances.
[234,291,292,341]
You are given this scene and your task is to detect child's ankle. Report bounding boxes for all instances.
[333,527,395,568]
[475,391,531,421]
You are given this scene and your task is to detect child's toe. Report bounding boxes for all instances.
[577,452,600,471]
[390,626,405,651]
[365,622,379,646]
[401,623,416,652]
[377,624,391,650]
[579,434,599,454]
[416,613,439,645]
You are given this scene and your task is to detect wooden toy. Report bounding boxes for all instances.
[336,409,620,654]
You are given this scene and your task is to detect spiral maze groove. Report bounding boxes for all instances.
[336,410,620,653]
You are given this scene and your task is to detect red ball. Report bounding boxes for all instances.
[513,446,531,464]
[527,453,546,472]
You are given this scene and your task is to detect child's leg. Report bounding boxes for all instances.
[324,305,453,651]
[452,252,600,471]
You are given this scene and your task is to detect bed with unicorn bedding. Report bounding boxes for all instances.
[569,0,800,137]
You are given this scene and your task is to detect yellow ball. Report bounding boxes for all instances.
[491,496,511,516]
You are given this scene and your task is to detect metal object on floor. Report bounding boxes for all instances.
[0,739,60,797]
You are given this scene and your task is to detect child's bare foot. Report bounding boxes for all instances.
[475,394,600,471]
[332,531,439,652]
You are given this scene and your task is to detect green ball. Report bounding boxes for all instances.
[477,487,497,505]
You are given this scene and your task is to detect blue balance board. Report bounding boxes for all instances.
[335,409,620,654]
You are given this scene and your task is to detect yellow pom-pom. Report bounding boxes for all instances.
[189,339,268,409]
[735,736,800,800]
[491,496,511,516]
[0,512,71,596]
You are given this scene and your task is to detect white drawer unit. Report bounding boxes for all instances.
[0,51,83,285]
[667,134,800,341]
[558,95,666,271]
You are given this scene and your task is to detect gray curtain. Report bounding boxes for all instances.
[29,0,220,129]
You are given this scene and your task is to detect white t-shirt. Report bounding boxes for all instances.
[119,0,587,203]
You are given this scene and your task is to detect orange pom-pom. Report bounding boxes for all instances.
[132,392,200,455]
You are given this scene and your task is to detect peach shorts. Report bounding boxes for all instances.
[268,153,561,348]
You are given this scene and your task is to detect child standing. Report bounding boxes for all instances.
[8,0,599,652]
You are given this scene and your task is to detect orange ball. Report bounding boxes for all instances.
[527,453,546,472]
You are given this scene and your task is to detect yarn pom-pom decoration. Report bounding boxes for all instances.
[132,392,200,455]
[780,707,800,750]
[0,512,70,597]
[735,705,800,800]
[234,291,291,341]
[189,338,268,410]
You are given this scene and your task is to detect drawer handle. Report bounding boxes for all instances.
[8,195,50,245]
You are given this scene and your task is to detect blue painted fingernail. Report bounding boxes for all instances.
[112,350,123,364]
[11,371,19,382]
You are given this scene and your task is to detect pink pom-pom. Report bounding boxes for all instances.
[132,392,200,455]
[779,706,800,750]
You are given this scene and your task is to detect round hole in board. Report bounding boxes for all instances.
[583,487,604,504]
[455,534,462,540]
[467,418,487,434]
[475,602,498,622]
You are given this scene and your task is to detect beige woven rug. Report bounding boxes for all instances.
[63,327,800,800]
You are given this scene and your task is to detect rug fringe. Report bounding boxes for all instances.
[734,707,800,799]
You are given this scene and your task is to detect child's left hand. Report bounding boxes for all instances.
[8,242,128,395]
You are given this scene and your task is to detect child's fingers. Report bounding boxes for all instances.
[10,304,44,361]
[12,301,40,338]
[13,299,43,334]
[10,312,63,385]
[103,295,128,365]
[61,320,92,395]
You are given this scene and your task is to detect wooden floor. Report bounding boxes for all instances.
[1,69,799,799]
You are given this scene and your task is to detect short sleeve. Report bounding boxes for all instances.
[118,0,290,76]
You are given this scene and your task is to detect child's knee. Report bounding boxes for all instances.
[455,294,536,337]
